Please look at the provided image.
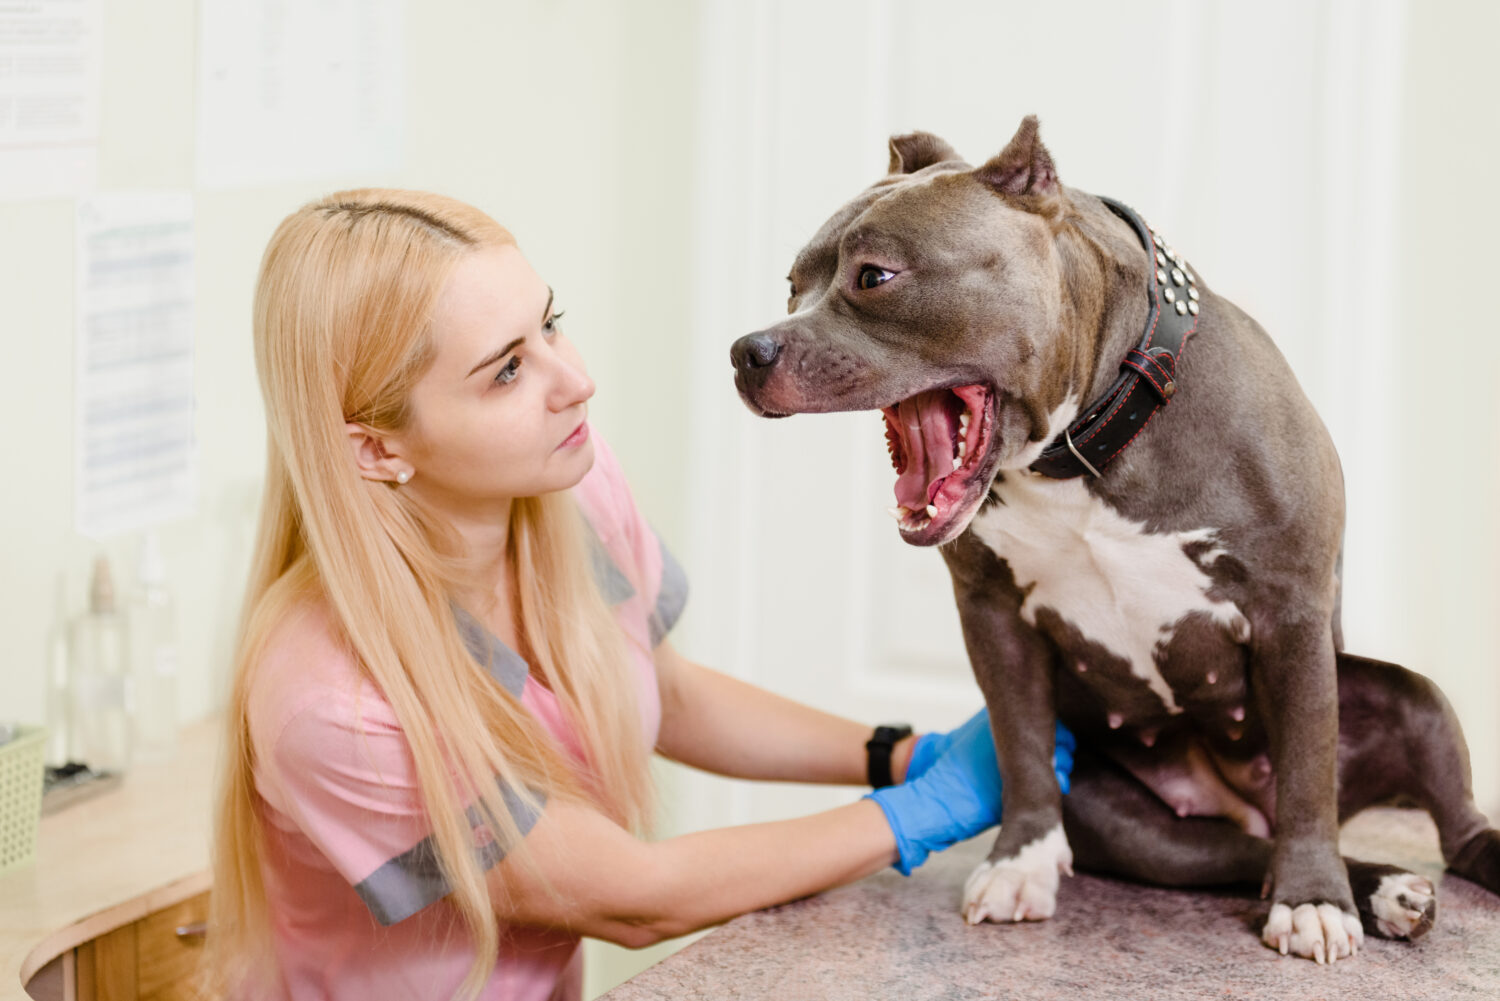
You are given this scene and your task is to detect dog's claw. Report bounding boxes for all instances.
[1263,901,1363,962]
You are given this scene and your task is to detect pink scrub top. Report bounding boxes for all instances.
[241,430,687,1001]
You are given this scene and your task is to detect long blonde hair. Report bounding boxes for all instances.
[202,190,654,1001]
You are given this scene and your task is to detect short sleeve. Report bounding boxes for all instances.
[575,431,690,647]
[262,691,544,926]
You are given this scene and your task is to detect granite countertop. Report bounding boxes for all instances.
[602,808,1500,1000]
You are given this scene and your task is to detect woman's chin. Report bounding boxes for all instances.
[544,436,595,491]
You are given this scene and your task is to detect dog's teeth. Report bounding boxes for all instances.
[925,504,938,517]
[953,456,962,470]
[957,440,967,460]
[887,506,904,520]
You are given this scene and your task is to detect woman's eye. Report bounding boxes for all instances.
[543,309,566,335]
[858,266,895,290]
[494,355,522,386]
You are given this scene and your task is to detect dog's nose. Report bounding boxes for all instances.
[730,332,782,371]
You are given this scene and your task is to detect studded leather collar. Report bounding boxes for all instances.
[1027,196,1201,479]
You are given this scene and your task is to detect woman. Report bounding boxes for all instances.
[204,189,1074,1001]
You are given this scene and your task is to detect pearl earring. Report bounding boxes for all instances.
[396,469,411,484]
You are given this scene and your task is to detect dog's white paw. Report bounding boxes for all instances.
[1368,872,1436,940]
[962,824,1073,925]
[1261,901,1364,963]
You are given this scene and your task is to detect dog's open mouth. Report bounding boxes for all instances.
[880,383,996,544]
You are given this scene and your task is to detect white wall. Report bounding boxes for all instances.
[1,1,1496,997]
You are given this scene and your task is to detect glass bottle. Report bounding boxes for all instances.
[44,573,74,767]
[128,532,179,761]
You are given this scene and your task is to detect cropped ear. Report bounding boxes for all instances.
[975,115,1060,205]
[887,131,961,175]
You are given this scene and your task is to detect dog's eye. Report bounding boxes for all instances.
[858,266,895,290]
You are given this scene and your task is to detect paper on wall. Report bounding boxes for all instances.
[74,192,196,539]
[0,0,102,201]
[195,0,404,189]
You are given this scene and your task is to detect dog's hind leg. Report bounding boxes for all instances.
[1063,747,1438,940]
[1063,745,1271,886]
[1335,653,1500,895]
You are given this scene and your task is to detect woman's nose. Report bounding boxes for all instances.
[547,345,595,411]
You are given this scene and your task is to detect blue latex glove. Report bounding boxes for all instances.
[906,710,1075,791]
[867,709,1076,876]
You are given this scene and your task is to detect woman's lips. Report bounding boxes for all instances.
[558,420,590,450]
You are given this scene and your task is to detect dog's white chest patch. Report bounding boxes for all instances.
[969,476,1243,713]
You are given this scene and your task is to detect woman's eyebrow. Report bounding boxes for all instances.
[467,336,524,378]
[466,288,555,378]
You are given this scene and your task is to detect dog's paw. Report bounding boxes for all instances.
[1261,902,1364,963]
[962,824,1072,925]
[1366,872,1436,940]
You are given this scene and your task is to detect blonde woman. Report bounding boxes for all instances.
[204,189,1075,1001]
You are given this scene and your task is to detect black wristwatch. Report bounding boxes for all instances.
[866,723,914,788]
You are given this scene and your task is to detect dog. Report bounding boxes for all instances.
[729,115,1500,962]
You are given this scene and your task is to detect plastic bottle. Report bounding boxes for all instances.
[69,555,133,774]
[127,532,179,761]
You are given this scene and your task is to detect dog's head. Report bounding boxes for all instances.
[731,115,1082,546]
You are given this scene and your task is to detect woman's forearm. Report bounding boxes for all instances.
[494,797,901,948]
[635,798,898,942]
[654,645,915,784]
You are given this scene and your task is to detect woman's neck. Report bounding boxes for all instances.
[419,492,514,605]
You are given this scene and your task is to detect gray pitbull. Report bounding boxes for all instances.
[730,116,1500,962]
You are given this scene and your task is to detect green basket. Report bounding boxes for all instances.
[0,726,46,877]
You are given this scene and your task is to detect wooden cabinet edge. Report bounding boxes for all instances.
[19,872,211,996]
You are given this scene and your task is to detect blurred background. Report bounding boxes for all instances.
[1,0,1496,995]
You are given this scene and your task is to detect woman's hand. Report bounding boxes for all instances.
[866,709,1076,875]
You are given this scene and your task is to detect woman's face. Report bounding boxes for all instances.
[381,244,596,520]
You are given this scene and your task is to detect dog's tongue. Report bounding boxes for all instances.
[891,389,959,510]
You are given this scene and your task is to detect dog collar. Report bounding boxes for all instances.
[1027,197,1200,479]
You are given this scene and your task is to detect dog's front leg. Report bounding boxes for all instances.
[1252,614,1362,962]
[947,559,1072,925]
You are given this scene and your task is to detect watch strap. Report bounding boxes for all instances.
[866,723,914,788]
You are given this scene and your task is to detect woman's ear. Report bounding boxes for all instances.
[345,422,411,484]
